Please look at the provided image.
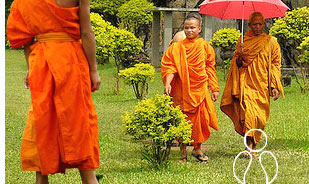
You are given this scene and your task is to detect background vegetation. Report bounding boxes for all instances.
[5,50,309,183]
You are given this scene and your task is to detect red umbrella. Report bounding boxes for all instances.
[199,0,289,42]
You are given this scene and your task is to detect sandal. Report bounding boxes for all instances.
[192,153,208,162]
[243,150,259,159]
[178,157,188,162]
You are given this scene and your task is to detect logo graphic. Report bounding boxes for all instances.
[233,129,278,184]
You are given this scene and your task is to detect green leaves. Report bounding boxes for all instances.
[122,94,192,167]
[117,0,155,34]
[298,36,309,64]
[210,28,241,48]
[119,63,155,99]
[90,13,143,66]
[270,7,309,45]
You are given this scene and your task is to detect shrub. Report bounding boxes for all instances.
[270,7,309,66]
[117,0,155,49]
[113,29,143,70]
[90,0,127,26]
[296,36,309,93]
[210,28,241,48]
[90,13,115,64]
[122,94,192,168]
[90,13,143,67]
[119,63,155,99]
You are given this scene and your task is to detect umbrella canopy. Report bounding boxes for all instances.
[198,0,289,42]
[199,0,289,20]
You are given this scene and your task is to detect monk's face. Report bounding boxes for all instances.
[184,19,201,40]
[249,16,265,36]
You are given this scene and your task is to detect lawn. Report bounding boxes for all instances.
[5,50,309,184]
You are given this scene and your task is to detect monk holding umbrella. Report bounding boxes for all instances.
[199,0,288,157]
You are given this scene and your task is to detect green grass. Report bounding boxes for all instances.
[5,50,309,183]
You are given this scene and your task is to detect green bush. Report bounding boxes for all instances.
[296,36,309,93]
[90,0,127,26]
[119,63,155,99]
[122,94,192,168]
[210,28,241,48]
[90,13,115,64]
[90,13,143,67]
[113,29,143,70]
[117,0,155,36]
[270,7,309,65]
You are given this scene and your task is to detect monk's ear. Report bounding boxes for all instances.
[198,26,202,33]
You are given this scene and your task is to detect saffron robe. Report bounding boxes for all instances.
[6,0,99,175]
[161,38,219,144]
[220,30,284,144]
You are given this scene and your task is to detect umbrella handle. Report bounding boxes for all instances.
[241,1,244,43]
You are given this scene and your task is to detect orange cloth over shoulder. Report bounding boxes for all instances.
[220,30,284,144]
[161,38,219,144]
[6,0,99,175]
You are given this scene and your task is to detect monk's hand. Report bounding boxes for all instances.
[90,70,101,92]
[211,91,219,102]
[271,88,279,101]
[24,70,29,89]
[164,83,172,95]
[236,43,244,57]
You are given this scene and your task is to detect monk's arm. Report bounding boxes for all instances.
[23,39,34,89]
[79,0,101,92]
[164,74,175,95]
[206,45,220,92]
[270,40,283,99]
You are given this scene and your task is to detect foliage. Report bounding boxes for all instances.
[295,36,309,93]
[90,13,115,64]
[210,28,241,48]
[90,13,143,94]
[122,94,192,167]
[90,13,143,67]
[118,0,155,34]
[222,58,231,79]
[117,0,155,49]
[270,7,309,65]
[90,0,127,26]
[119,63,155,99]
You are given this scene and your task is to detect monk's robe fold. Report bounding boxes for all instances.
[220,30,284,144]
[161,38,219,144]
[7,0,99,175]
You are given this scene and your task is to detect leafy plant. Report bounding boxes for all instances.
[119,63,155,99]
[90,13,143,94]
[117,0,155,49]
[270,7,309,66]
[122,94,192,168]
[90,0,127,26]
[296,36,309,93]
[210,28,241,48]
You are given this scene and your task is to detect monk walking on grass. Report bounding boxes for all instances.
[220,12,284,158]
[7,0,100,183]
[161,13,219,162]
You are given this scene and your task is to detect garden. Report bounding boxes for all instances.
[5,0,309,183]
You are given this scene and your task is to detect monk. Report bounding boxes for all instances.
[161,13,219,162]
[6,0,101,183]
[220,12,284,158]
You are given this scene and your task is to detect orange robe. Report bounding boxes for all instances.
[6,0,99,175]
[161,38,219,145]
[220,30,284,144]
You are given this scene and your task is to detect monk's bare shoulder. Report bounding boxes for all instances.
[172,31,186,43]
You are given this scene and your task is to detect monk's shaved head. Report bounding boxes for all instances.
[185,13,202,26]
[248,12,265,25]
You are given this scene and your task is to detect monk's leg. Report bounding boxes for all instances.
[192,143,208,162]
[79,170,98,184]
[180,143,187,159]
[246,136,254,150]
[36,172,49,184]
